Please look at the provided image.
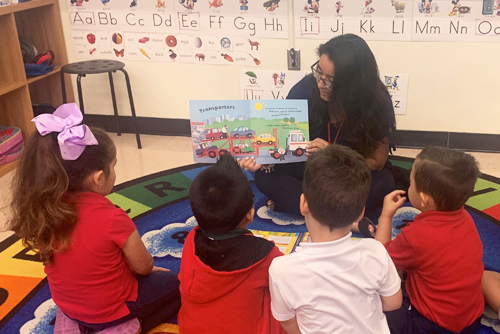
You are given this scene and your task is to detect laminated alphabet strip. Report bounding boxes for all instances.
[67,0,288,39]
[239,69,307,100]
[294,0,500,42]
[294,0,414,41]
[411,0,500,42]
[239,70,408,110]
[72,30,127,59]
[380,73,409,115]
[72,30,262,66]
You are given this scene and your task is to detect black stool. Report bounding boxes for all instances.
[60,60,142,149]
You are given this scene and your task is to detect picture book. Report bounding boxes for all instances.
[190,100,309,164]
[250,230,360,255]
[249,230,303,255]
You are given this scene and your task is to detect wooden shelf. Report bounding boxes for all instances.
[0,160,18,178]
[0,0,55,16]
[0,80,25,96]
[0,0,72,179]
[26,66,61,85]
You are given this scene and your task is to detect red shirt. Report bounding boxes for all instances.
[179,227,286,334]
[45,192,138,324]
[384,208,484,332]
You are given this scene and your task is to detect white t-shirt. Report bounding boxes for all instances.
[269,232,401,334]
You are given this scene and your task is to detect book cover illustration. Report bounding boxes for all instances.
[249,230,303,254]
[190,100,309,164]
[250,230,361,254]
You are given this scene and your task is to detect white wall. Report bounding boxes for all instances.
[59,0,500,134]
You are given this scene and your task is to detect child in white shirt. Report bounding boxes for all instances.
[269,144,402,334]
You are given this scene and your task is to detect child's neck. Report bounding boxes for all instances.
[414,199,438,212]
[306,216,352,243]
[236,220,250,230]
[418,206,438,213]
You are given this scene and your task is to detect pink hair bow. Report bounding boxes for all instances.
[31,103,98,160]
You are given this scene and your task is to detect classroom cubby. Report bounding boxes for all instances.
[0,0,74,177]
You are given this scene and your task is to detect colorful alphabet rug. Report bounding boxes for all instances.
[1,157,500,333]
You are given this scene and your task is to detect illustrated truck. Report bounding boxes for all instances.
[269,130,307,159]
[195,142,229,158]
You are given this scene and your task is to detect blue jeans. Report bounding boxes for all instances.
[73,271,180,333]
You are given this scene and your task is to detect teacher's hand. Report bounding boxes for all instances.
[306,138,329,155]
[238,157,262,172]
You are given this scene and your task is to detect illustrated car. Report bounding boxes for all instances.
[204,128,225,140]
[230,126,256,138]
[254,133,276,145]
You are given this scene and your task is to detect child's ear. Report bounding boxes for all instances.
[299,194,309,216]
[94,170,106,189]
[419,192,435,209]
[354,207,365,223]
[418,191,427,208]
[85,170,105,191]
[247,207,255,222]
[238,207,255,229]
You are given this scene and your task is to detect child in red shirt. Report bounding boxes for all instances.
[179,154,285,334]
[376,146,484,334]
[7,104,180,333]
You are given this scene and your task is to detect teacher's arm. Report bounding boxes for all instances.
[365,137,390,171]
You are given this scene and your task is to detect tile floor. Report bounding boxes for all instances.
[1,133,499,243]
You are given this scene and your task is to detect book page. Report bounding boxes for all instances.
[251,230,362,254]
[190,100,309,164]
[249,100,309,165]
[249,230,302,255]
[190,100,251,163]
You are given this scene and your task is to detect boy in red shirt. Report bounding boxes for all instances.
[178,154,285,334]
[376,146,484,334]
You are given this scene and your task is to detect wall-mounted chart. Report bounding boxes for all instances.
[68,0,286,64]
[293,0,500,42]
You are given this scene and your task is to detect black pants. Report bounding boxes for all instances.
[255,161,395,220]
[73,271,181,333]
[385,288,482,334]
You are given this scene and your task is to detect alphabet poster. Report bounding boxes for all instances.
[73,30,263,65]
[294,0,414,40]
[412,0,500,42]
[380,73,409,115]
[69,0,288,63]
[240,70,408,114]
[239,69,308,100]
[293,0,500,41]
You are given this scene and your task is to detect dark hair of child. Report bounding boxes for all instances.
[414,146,480,211]
[7,127,116,264]
[302,144,371,230]
[189,154,253,232]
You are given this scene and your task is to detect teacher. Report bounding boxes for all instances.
[240,34,396,234]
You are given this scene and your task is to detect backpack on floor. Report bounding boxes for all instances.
[0,126,24,166]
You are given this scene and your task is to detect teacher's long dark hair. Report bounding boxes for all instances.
[319,34,394,158]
